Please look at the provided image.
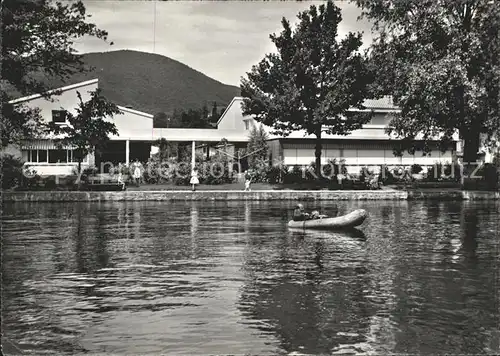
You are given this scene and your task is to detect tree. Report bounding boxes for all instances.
[240,1,372,177]
[153,112,171,128]
[354,0,500,163]
[47,89,121,180]
[246,123,269,169]
[1,0,112,147]
[172,106,212,129]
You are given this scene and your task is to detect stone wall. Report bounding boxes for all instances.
[2,189,499,202]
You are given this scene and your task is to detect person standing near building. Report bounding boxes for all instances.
[190,167,199,191]
[244,170,253,191]
[132,159,142,187]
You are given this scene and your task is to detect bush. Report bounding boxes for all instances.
[200,155,234,185]
[1,155,41,190]
[425,163,461,182]
[359,166,374,183]
[143,158,176,184]
[173,162,193,186]
[477,163,499,190]
[378,165,396,185]
[267,165,287,184]
[245,160,270,183]
[410,164,423,174]
[283,165,304,184]
[1,154,25,189]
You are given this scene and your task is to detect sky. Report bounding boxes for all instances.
[76,1,374,86]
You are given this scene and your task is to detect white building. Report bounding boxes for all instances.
[217,97,460,173]
[4,79,249,176]
[4,79,465,177]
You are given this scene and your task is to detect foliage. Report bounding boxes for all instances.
[155,104,214,129]
[266,165,287,184]
[143,157,176,184]
[47,89,121,174]
[152,138,177,161]
[355,0,500,163]
[476,163,499,189]
[282,166,305,184]
[200,153,234,185]
[241,0,373,177]
[1,0,111,147]
[1,154,40,189]
[244,124,270,182]
[425,163,461,182]
[410,164,423,175]
[246,124,270,168]
[378,165,397,185]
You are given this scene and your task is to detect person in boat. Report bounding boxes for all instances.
[292,203,311,221]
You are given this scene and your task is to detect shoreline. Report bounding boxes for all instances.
[2,189,499,202]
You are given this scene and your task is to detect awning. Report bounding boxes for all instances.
[21,140,75,150]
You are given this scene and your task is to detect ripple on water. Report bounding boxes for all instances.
[1,200,499,355]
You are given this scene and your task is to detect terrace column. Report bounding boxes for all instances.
[125,139,130,165]
[191,141,196,168]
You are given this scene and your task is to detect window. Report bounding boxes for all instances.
[52,110,67,124]
[38,150,48,163]
[244,120,249,130]
[48,149,68,163]
[24,149,48,163]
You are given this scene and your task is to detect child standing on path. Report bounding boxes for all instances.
[190,168,199,191]
[244,170,252,191]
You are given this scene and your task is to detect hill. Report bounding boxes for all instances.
[45,50,240,116]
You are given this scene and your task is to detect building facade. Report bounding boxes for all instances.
[216,97,459,174]
[4,79,471,178]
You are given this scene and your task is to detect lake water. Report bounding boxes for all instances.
[2,200,499,355]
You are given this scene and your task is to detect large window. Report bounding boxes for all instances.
[52,110,67,124]
[48,149,68,163]
[23,149,86,163]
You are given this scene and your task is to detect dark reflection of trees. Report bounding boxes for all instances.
[93,210,111,270]
[461,206,478,263]
[238,232,371,354]
[390,202,498,355]
[74,203,88,274]
[425,200,441,222]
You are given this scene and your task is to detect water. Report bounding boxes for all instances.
[2,200,499,355]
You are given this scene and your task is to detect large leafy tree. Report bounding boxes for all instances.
[240,1,372,176]
[47,89,121,177]
[1,0,112,147]
[355,0,500,163]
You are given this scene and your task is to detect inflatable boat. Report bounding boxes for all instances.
[288,209,368,230]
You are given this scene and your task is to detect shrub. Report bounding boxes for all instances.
[43,176,57,190]
[410,164,423,174]
[1,154,25,189]
[359,166,374,183]
[283,165,304,184]
[378,165,396,185]
[267,164,287,184]
[477,163,499,190]
[173,162,193,186]
[1,155,41,190]
[143,158,176,184]
[200,155,234,185]
[246,159,270,183]
[425,163,461,182]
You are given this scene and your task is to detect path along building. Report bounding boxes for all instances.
[4,78,483,177]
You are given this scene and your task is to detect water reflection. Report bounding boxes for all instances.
[1,201,499,355]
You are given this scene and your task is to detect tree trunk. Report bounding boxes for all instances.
[76,159,83,190]
[315,126,322,179]
[462,128,481,164]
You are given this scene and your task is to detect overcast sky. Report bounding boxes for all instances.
[76,1,374,86]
